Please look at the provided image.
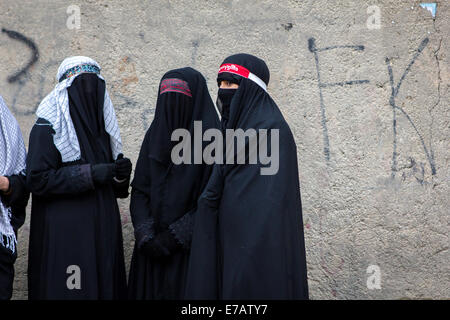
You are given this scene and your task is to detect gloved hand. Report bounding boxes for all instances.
[141,229,180,259]
[115,154,132,180]
[91,163,116,185]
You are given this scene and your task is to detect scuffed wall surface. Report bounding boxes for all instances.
[0,0,448,299]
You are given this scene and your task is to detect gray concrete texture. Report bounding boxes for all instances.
[0,0,448,299]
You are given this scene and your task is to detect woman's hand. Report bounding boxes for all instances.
[141,229,180,259]
[115,154,132,180]
[0,176,10,193]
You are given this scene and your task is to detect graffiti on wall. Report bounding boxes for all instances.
[385,37,436,181]
[309,36,437,182]
[1,28,440,183]
[308,37,370,163]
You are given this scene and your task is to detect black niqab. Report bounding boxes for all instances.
[68,73,112,163]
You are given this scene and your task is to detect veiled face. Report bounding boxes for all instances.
[219,80,239,89]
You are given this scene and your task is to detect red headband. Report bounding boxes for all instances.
[159,78,192,97]
[218,63,267,92]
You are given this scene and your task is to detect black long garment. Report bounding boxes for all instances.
[0,174,29,300]
[26,73,128,300]
[185,54,309,299]
[128,68,219,299]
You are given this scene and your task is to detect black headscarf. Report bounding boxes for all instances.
[67,73,112,164]
[219,53,269,129]
[186,54,309,299]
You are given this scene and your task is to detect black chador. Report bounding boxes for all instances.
[128,68,219,299]
[26,57,131,300]
[185,54,309,299]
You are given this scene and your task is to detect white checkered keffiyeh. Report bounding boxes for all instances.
[36,56,122,163]
[0,96,27,254]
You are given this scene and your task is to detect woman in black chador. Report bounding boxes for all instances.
[26,56,132,299]
[0,96,29,300]
[185,54,309,299]
[128,68,219,299]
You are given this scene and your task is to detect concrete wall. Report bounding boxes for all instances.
[0,0,448,299]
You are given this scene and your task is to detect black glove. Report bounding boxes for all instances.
[91,163,116,185]
[141,229,180,259]
[115,154,132,180]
